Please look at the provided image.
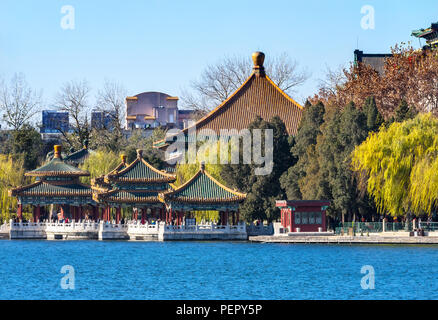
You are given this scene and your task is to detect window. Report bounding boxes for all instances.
[294,212,301,225]
[169,113,174,123]
[315,212,322,224]
[309,212,316,224]
[301,213,308,225]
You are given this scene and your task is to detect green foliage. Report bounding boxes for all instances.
[6,124,44,170]
[0,155,28,222]
[363,96,384,132]
[79,149,121,184]
[280,102,325,199]
[281,100,382,221]
[222,116,293,223]
[124,128,166,169]
[352,113,438,217]
[394,100,417,123]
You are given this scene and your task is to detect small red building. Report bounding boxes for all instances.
[276,200,330,233]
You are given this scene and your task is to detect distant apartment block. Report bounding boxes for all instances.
[125,92,195,131]
[40,110,70,142]
[91,110,116,130]
[40,110,69,133]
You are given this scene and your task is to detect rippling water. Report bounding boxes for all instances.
[1,240,437,300]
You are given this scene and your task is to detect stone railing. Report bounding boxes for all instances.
[127,221,160,235]
[164,221,246,233]
[10,220,46,231]
[46,221,99,233]
[0,222,10,233]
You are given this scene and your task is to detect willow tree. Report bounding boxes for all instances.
[0,155,28,222]
[352,113,438,217]
[79,150,121,184]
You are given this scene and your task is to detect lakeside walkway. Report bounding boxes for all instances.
[249,234,438,244]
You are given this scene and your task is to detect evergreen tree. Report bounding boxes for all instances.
[394,100,416,122]
[7,124,44,170]
[362,96,384,131]
[221,116,293,222]
[280,101,325,199]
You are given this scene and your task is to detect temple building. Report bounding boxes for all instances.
[153,51,303,151]
[412,21,438,50]
[276,200,330,233]
[92,150,176,224]
[9,145,95,222]
[159,163,246,226]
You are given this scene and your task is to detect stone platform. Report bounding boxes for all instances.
[249,234,438,244]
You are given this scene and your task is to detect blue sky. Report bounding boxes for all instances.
[1,0,437,109]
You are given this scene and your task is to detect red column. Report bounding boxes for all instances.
[141,209,145,225]
[225,210,229,226]
[33,205,41,222]
[290,210,294,232]
[116,207,121,224]
[17,204,23,220]
[322,210,327,232]
[236,210,240,224]
[78,206,83,221]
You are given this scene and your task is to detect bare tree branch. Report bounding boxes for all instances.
[181,52,310,113]
[54,79,91,148]
[0,73,41,130]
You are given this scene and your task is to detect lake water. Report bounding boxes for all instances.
[0,240,437,300]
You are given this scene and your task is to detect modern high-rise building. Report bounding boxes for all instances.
[40,110,69,134]
[91,110,116,130]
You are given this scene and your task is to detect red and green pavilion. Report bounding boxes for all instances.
[159,164,247,226]
[276,200,330,233]
[92,149,176,224]
[9,145,96,222]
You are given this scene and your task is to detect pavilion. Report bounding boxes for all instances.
[153,51,303,151]
[9,145,95,222]
[92,149,176,224]
[159,163,246,226]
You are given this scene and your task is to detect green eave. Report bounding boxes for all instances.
[163,170,246,203]
[99,190,161,203]
[107,158,175,183]
[64,148,93,164]
[26,157,90,177]
[12,181,92,197]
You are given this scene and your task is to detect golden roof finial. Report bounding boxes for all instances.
[121,154,127,164]
[54,145,62,159]
[252,51,265,76]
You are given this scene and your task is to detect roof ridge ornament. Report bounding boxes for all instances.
[252,51,265,77]
[200,162,205,172]
[54,145,62,159]
[136,149,143,158]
